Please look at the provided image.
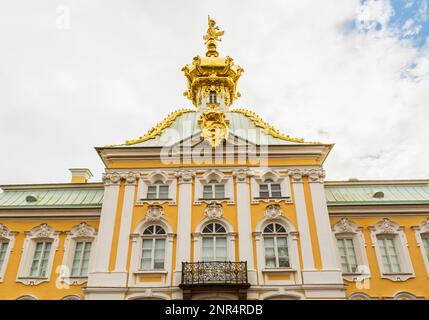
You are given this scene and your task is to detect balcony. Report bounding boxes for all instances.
[179,261,250,299]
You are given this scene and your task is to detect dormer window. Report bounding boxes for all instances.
[259,179,281,198]
[203,180,225,199]
[147,180,169,199]
[209,91,217,104]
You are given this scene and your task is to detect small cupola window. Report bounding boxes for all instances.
[25,194,39,203]
[209,91,217,103]
[373,191,384,199]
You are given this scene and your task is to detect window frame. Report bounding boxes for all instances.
[0,224,16,283]
[17,224,60,285]
[259,179,282,198]
[262,223,290,269]
[202,181,226,200]
[369,218,414,281]
[336,237,358,273]
[413,218,429,277]
[140,225,167,271]
[200,222,228,262]
[61,222,97,285]
[146,180,170,200]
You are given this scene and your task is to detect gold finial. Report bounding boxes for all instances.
[203,16,224,57]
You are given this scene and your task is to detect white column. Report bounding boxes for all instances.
[173,170,194,285]
[115,173,138,273]
[308,170,341,272]
[233,169,256,284]
[290,171,315,272]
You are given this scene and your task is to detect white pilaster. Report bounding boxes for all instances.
[233,169,256,284]
[290,171,315,272]
[90,173,121,274]
[173,170,194,285]
[308,170,341,274]
[115,173,138,273]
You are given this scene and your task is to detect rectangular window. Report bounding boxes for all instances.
[147,186,157,199]
[71,241,92,277]
[140,238,165,270]
[202,237,214,261]
[203,184,225,199]
[29,241,52,277]
[259,184,270,198]
[159,185,169,199]
[264,237,276,268]
[276,236,289,267]
[0,241,9,270]
[378,237,401,273]
[337,238,358,273]
[422,236,429,262]
[270,184,282,197]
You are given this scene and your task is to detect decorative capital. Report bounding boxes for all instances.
[102,172,121,186]
[233,169,252,183]
[175,170,195,184]
[122,172,138,185]
[308,169,325,183]
[289,169,303,183]
[145,205,164,222]
[264,204,283,219]
[0,224,11,238]
[204,203,223,219]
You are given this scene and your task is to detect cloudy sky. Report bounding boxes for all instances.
[0,0,428,184]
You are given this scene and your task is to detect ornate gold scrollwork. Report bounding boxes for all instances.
[198,110,229,147]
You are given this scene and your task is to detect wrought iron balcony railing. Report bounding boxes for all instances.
[181,261,248,286]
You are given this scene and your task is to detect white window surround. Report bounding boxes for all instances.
[250,169,291,204]
[192,218,236,262]
[61,222,97,285]
[137,170,177,205]
[412,218,429,277]
[384,291,423,300]
[253,208,301,286]
[17,223,60,285]
[129,216,175,287]
[332,218,371,282]
[369,218,415,282]
[194,169,234,205]
[348,292,375,300]
[0,224,17,282]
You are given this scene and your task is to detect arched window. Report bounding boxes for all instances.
[203,180,225,199]
[263,223,289,268]
[141,225,166,270]
[209,91,217,104]
[201,222,227,261]
[147,180,169,200]
[259,179,281,198]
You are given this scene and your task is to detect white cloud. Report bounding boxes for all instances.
[0,0,428,184]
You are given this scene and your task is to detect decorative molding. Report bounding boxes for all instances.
[288,168,325,183]
[204,203,223,219]
[102,172,139,186]
[333,218,359,234]
[145,205,164,222]
[264,204,283,220]
[232,169,252,183]
[370,218,401,235]
[175,170,195,184]
[68,222,97,238]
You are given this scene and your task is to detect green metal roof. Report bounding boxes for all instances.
[117,111,312,147]
[325,183,429,205]
[0,185,104,209]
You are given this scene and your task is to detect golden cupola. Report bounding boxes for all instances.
[182,17,244,148]
[182,17,244,110]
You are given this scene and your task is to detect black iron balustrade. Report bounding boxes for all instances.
[181,261,248,285]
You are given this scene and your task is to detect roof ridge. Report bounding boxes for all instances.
[230,108,319,144]
[113,108,196,146]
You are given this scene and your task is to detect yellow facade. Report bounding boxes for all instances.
[0,18,428,300]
